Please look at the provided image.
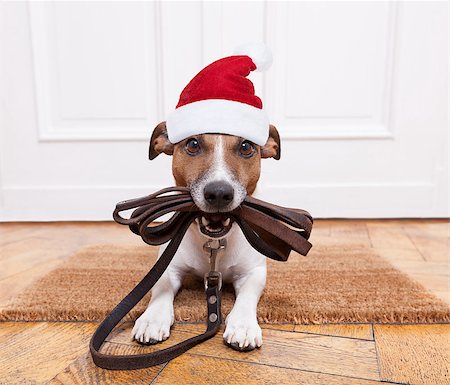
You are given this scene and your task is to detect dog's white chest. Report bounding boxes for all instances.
[161,223,266,283]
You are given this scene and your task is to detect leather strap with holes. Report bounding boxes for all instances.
[90,186,313,370]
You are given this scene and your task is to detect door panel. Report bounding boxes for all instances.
[0,1,447,220]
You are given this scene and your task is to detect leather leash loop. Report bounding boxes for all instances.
[90,186,313,370]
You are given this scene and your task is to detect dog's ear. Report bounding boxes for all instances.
[149,121,174,160]
[261,124,281,160]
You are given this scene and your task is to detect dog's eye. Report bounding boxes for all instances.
[239,140,255,158]
[185,138,200,155]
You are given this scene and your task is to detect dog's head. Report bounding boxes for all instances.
[149,122,280,237]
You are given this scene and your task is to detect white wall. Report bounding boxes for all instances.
[0,1,448,221]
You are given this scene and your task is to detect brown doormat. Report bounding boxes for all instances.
[1,244,449,324]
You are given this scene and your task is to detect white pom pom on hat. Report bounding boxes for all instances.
[233,42,273,72]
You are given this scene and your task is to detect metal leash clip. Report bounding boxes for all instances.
[203,238,226,290]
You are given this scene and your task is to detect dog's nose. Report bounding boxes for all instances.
[203,181,234,209]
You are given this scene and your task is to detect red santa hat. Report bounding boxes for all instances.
[166,43,272,146]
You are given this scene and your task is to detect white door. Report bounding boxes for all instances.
[0,1,448,220]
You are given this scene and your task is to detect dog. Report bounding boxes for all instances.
[131,121,280,351]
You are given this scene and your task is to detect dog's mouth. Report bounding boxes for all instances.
[198,213,233,238]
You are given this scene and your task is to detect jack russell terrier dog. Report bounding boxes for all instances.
[132,123,280,351]
[132,43,278,351]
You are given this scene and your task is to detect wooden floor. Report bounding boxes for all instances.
[0,220,449,385]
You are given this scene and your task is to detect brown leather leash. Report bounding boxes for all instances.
[90,187,313,370]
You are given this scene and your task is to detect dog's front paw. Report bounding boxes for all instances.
[223,311,262,351]
[132,308,173,345]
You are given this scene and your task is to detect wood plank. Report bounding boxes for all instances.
[403,224,449,262]
[0,321,97,385]
[374,324,450,385]
[153,353,384,385]
[260,323,295,331]
[367,222,417,250]
[106,322,380,381]
[293,324,373,340]
[415,221,450,239]
[0,222,138,250]
[0,319,36,339]
[48,346,164,385]
[374,247,428,263]
[308,220,332,243]
[0,228,41,247]
[322,220,372,248]
[0,223,80,247]
[214,328,380,380]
